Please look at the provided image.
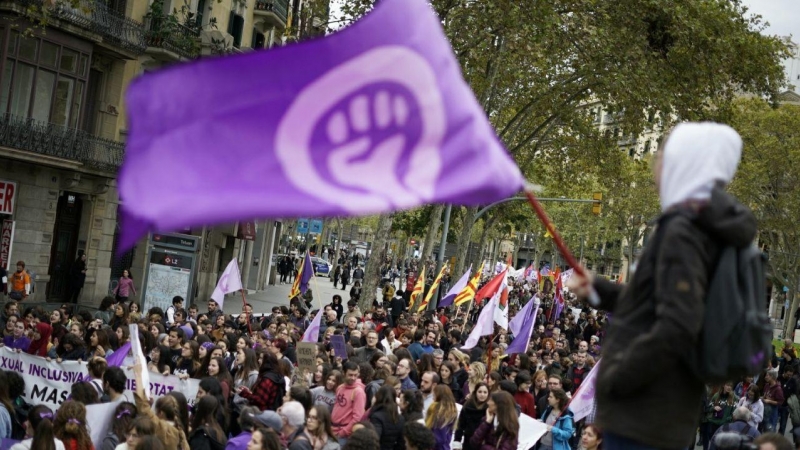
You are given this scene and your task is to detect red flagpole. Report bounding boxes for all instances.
[523,188,600,306]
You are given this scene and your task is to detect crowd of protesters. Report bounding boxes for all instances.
[0,252,796,450]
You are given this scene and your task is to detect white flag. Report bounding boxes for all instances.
[462,295,497,349]
[570,359,601,422]
[493,279,509,329]
[211,258,243,310]
[129,324,150,399]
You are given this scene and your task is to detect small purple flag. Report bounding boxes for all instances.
[118,0,524,250]
[106,341,131,367]
[506,296,539,355]
[300,253,314,294]
[301,308,324,342]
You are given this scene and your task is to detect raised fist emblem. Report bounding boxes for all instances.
[275,46,446,212]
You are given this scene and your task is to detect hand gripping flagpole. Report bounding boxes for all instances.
[523,183,600,307]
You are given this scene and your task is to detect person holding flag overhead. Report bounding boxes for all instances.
[289,252,314,300]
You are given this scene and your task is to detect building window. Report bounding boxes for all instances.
[228,11,245,48]
[0,31,89,128]
[251,28,265,49]
[644,140,651,154]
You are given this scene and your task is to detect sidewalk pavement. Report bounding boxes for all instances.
[223,275,382,315]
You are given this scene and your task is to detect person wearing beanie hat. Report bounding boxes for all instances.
[180,324,194,341]
[254,410,283,434]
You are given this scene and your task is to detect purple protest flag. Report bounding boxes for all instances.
[300,253,314,294]
[506,296,540,355]
[106,341,132,367]
[302,308,325,342]
[439,265,471,307]
[118,0,525,250]
[509,294,536,337]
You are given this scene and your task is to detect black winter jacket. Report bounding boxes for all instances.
[455,400,487,450]
[368,405,405,450]
[188,426,226,450]
[593,188,756,449]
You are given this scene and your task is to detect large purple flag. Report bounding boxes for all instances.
[106,341,131,367]
[506,296,539,355]
[118,0,524,250]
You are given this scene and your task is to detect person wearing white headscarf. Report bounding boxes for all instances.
[566,122,757,449]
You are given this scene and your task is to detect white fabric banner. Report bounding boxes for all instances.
[0,346,200,411]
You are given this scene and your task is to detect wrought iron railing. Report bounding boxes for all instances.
[144,17,200,59]
[0,114,124,172]
[12,0,147,55]
[254,0,289,23]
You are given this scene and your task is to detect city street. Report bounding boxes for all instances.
[225,272,384,318]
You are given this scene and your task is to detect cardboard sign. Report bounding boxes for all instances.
[296,342,317,373]
[330,335,348,359]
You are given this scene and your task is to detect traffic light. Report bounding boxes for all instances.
[592,192,602,215]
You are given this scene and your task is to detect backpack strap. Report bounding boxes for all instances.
[741,424,751,436]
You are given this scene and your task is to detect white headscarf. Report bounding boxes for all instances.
[659,122,742,212]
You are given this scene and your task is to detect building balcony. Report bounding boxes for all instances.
[254,0,289,28]
[0,114,123,173]
[144,17,201,61]
[6,0,146,57]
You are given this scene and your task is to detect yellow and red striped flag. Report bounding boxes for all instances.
[418,264,447,312]
[288,258,305,299]
[454,269,482,306]
[408,267,426,311]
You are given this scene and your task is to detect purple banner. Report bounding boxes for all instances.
[118,0,524,250]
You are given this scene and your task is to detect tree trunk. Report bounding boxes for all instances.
[329,218,343,280]
[453,206,479,280]
[784,284,798,341]
[472,215,496,270]
[360,214,393,311]
[420,204,444,265]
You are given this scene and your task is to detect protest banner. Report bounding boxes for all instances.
[296,342,317,374]
[0,347,199,411]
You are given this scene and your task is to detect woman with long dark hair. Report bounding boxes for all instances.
[109,303,129,331]
[469,391,518,450]
[455,382,489,450]
[400,389,424,424]
[148,345,172,376]
[113,270,136,303]
[189,396,227,450]
[537,388,574,450]
[49,309,68,347]
[86,328,113,360]
[198,377,230,430]
[439,361,462,403]
[8,405,65,450]
[239,352,285,411]
[368,385,405,450]
[426,385,458,450]
[174,341,201,379]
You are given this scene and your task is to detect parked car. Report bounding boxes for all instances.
[310,257,331,275]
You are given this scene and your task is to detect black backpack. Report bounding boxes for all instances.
[656,211,771,383]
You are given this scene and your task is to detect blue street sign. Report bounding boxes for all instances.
[297,218,309,234]
[309,219,323,234]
